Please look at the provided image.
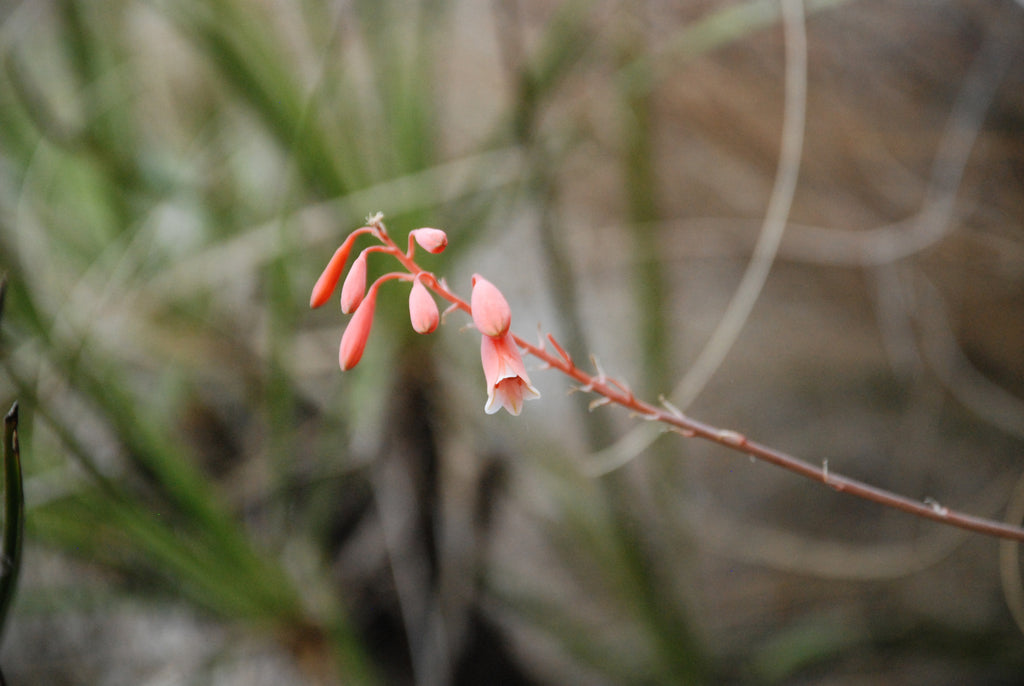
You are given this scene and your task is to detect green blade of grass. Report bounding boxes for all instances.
[0,275,6,328]
[161,0,351,198]
[0,403,24,642]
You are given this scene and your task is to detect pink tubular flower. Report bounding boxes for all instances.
[408,275,439,334]
[480,332,540,415]
[310,227,375,308]
[310,244,352,308]
[339,285,378,371]
[340,251,368,314]
[410,228,448,254]
[470,274,511,338]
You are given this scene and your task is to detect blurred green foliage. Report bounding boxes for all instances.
[0,0,1022,684]
[0,0,709,681]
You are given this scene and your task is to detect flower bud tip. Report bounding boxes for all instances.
[470,274,511,338]
[411,228,448,254]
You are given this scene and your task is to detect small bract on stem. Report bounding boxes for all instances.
[310,213,1024,544]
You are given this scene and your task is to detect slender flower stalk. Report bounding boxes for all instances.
[310,213,1024,543]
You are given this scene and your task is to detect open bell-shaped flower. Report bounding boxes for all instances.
[408,275,439,334]
[470,274,511,338]
[480,332,540,415]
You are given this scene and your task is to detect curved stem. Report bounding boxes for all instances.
[511,333,1024,543]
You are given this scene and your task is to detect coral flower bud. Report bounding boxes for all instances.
[411,228,448,254]
[340,251,368,314]
[310,243,352,308]
[470,274,511,338]
[339,286,378,371]
[408,276,439,334]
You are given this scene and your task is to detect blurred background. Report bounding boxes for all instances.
[0,0,1023,683]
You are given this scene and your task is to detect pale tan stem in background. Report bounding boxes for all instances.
[589,0,808,475]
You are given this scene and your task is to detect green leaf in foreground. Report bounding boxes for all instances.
[0,402,24,641]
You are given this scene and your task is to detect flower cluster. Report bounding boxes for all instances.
[310,214,539,415]
[306,216,1024,545]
